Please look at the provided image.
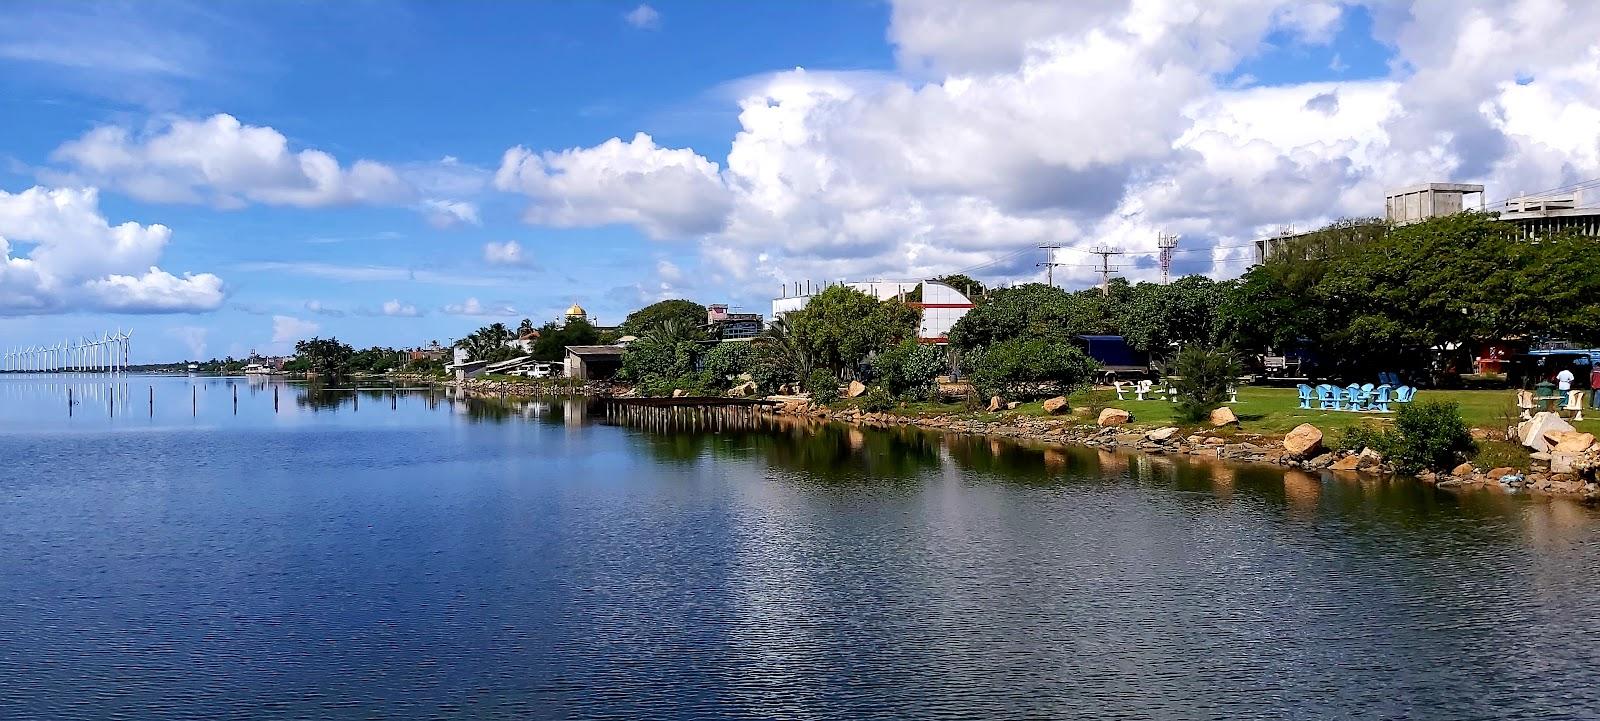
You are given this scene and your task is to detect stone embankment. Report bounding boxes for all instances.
[763,398,1600,502]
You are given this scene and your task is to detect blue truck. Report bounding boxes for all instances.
[1075,335,1155,383]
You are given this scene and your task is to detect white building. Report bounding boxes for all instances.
[771,279,976,344]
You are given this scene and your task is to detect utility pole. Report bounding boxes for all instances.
[1090,245,1124,296]
[1157,232,1180,285]
[1036,243,1065,287]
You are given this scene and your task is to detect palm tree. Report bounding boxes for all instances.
[755,317,813,380]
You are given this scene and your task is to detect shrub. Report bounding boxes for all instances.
[1388,400,1475,473]
[1335,423,1398,456]
[806,369,840,405]
[701,342,755,386]
[967,337,1098,400]
[1471,440,1531,472]
[1171,345,1241,422]
[868,340,945,399]
[861,385,895,412]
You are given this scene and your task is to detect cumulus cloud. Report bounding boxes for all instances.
[271,315,319,344]
[482,240,528,266]
[382,299,420,317]
[0,186,224,314]
[624,4,661,30]
[494,132,731,239]
[421,198,479,228]
[443,297,517,317]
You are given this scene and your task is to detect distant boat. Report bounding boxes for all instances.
[186,363,199,374]
[243,363,277,375]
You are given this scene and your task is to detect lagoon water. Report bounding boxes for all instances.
[1,374,1597,720]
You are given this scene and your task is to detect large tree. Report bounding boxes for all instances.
[785,285,919,375]
[1118,275,1229,355]
[619,299,707,336]
[293,337,356,376]
[532,318,601,361]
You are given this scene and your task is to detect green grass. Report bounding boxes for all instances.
[881,386,1600,438]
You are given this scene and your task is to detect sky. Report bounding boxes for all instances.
[2,0,1599,362]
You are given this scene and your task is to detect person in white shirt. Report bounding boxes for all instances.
[1556,368,1574,391]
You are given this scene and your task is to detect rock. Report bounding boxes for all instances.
[1282,423,1324,458]
[1042,396,1071,415]
[1006,401,1021,410]
[1115,432,1145,445]
[1518,412,1575,451]
[987,396,1002,412]
[1204,436,1226,446]
[1452,462,1476,477]
[1357,449,1383,469]
[1486,467,1517,480]
[1146,427,1180,442]
[1550,452,1580,475]
[728,381,758,398]
[1097,408,1132,426]
[671,389,688,398]
[846,380,867,398]
[1209,406,1240,427]
[1552,432,1596,453]
[1330,455,1363,471]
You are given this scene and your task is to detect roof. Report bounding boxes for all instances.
[565,303,587,316]
[565,345,625,357]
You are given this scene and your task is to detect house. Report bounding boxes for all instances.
[505,330,540,353]
[707,304,763,340]
[564,345,625,381]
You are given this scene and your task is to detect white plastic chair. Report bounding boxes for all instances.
[1112,380,1128,401]
[1135,379,1152,401]
[1565,390,1586,422]
[1226,385,1239,403]
[1516,390,1535,421]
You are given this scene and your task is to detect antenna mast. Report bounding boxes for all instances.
[1157,232,1180,285]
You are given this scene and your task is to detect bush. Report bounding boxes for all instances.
[1389,400,1475,473]
[807,369,840,405]
[1335,423,1398,455]
[1471,440,1531,472]
[861,385,895,412]
[967,337,1098,400]
[701,342,755,386]
[868,340,945,399]
[1171,345,1241,422]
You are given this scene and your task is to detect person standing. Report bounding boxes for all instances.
[1556,367,1575,392]
[1591,363,1600,409]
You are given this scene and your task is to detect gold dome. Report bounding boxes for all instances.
[564,303,587,317]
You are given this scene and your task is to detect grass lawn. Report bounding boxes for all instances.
[894,386,1599,438]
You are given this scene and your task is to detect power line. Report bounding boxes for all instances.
[1036,244,1067,287]
[1089,245,1124,297]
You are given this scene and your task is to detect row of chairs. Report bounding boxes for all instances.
[1113,380,1239,403]
[1516,389,1587,422]
[1297,383,1415,412]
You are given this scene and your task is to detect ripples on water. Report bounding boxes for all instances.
[0,376,1597,720]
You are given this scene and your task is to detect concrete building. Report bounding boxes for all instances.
[770,279,976,344]
[1498,189,1600,238]
[1385,183,1484,225]
[564,345,625,380]
[706,304,763,340]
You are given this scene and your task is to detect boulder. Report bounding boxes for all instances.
[987,396,1002,412]
[1209,406,1240,427]
[1097,408,1132,426]
[846,380,868,398]
[1452,462,1476,477]
[1146,426,1180,442]
[729,381,758,398]
[1550,452,1580,475]
[1486,467,1517,480]
[1552,432,1596,453]
[671,389,689,398]
[1518,412,1575,451]
[1042,396,1071,415]
[1307,452,1335,468]
[1282,423,1324,459]
[1329,455,1362,471]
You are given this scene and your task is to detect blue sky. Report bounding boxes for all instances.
[1,1,1595,361]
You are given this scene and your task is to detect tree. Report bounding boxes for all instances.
[1170,345,1241,422]
[1118,276,1229,355]
[946,282,1121,351]
[620,299,707,337]
[517,318,535,337]
[784,285,919,375]
[868,340,946,398]
[967,337,1098,400]
[532,318,601,361]
[750,317,810,392]
[293,337,356,376]
[459,322,516,362]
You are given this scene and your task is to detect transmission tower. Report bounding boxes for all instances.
[1090,245,1124,296]
[1157,232,1180,285]
[1036,243,1066,287]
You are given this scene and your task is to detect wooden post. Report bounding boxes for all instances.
[192,385,197,416]
[233,384,238,414]
[67,386,72,417]
[149,385,154,416]
[274,386,279,412]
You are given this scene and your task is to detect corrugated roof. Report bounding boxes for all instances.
[565,345,625,356]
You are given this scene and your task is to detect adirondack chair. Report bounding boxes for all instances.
[1516,389,1535,420]
[1297,384,1314,409]
[1344,384,1366,411]
[1394,385,1415,404]
[1317,384,1341,410]
[1135,379,1153,401]
[1372,385,1392,413]
[1360,383,1375,394]
[1564,390,1586,422]
[1112,380,1129,401]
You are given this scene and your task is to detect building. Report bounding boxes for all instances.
[706,304,763,340]
[770,279,976,344]
[505,330,539,353]
[564,345,625,380]
[1384,183,1484,225]
[1498,189,1600,239]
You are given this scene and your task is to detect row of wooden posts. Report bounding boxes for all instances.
[602,400,771,433]
[66,384,417,417]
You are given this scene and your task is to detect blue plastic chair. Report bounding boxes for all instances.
[1361,383,1375,394]
[1317,384,1340,410]
[1397,386,1415,403]
[1297,384,1314,409]
[1373,385,1392,412]
[1345,384,1366,411]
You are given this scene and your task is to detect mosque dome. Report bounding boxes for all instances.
[565,303,587,318]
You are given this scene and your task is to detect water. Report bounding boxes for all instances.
[1,375,1597,720]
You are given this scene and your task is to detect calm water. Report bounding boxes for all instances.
[1,374,1597,720]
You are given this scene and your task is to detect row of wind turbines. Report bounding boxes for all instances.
[4,330,133,373]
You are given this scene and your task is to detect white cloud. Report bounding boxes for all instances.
[482,240,528,266]
[443,297,518,317]
[494,132,731,239]
[624,4,661,29]
[0,186,224,314]
[167,325,208,359]
[421,198,480,228]
[271,315,319,344]
[382,299,421,317]
[49,114,409,208]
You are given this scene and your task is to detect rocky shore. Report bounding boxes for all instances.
[762,397,1600,502]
